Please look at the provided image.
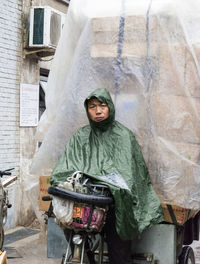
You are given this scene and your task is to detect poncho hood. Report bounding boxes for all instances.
[51,89,164,240]
[84,88,115,131]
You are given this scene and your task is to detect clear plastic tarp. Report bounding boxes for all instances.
[32,0,200,210]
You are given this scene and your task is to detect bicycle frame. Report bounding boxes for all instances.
[47,174,113,264]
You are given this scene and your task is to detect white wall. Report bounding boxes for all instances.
[0,0,22,172]
[0,0,68,230]
[0,0,22,229]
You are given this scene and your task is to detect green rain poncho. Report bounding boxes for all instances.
[51,88,164,240]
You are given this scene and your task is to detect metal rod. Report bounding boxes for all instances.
[80,237,86,264]
[63,231,72,264]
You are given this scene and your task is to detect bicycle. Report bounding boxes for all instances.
[45,172,113,264]
[0,168,16,249]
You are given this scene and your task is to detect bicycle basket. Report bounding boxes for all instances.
[71,204,106,232]
[49,172,113,232]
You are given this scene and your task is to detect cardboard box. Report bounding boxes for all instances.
[162,204,198,225]
[0,250,7,264]
[38,176,51,212]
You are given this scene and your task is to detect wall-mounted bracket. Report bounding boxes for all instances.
[23,47,55,59]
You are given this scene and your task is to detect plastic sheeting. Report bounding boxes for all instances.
[31,0,200,210]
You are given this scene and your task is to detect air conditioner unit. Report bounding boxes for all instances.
[29,6,65,49]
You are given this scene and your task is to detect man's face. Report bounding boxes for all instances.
[87,98,109,122]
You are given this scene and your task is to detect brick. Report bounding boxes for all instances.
[0,157,19,164]
[0,24,21,34]
[0,106,19,112]
[0,132,20,139]
[0,77,21,84]
[0,114,19,119]
[0,72,20,80]
[0,162,19,169]
[0,138,20,145]
[0,148,20,154]
[0,46,21,56]
[0,92,19,99]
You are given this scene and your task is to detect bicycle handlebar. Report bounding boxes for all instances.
[0,168,14,177]
[42,196,53,201]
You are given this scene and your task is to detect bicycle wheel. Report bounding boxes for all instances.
[61,230,73,264]
[0,228,4,249]
[96,234,104,264]
[178,246,195,264]
[88,233,105,264]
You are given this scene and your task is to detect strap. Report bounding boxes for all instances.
[167,204,178,225]
[48,201,54,217]
[87,206,94,228]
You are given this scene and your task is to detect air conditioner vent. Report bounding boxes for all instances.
[33,8,44,45]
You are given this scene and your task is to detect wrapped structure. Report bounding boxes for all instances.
[32,0,200,209]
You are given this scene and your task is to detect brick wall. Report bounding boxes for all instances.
[0,0,22,228]
[0,0,22,175]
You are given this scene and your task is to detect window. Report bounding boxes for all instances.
[38,69,49,148]
[39,69,49,120]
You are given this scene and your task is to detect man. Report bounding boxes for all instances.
[51,88,164,264]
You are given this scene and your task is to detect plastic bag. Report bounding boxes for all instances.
[32,0,200,210]
[52,197,74,227]
[72,206,106,231]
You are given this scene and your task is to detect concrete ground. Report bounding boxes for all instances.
[4,225,200,264]
[4,226,62,264]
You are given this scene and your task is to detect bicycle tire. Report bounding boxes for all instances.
[178,246,195,264]
[0,228,4,250]
[97,234,104,264]
[48,186,113,206]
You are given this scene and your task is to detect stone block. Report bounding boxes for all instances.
[185,44,200,98]
[90,14,200,208]
[147,139,200,207]
[150,94,200,143]
[91,15,159,58]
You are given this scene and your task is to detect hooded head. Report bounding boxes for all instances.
[84,88,115,131]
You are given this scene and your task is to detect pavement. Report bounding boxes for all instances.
[4,226,62,264]
[3,225,200,264]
